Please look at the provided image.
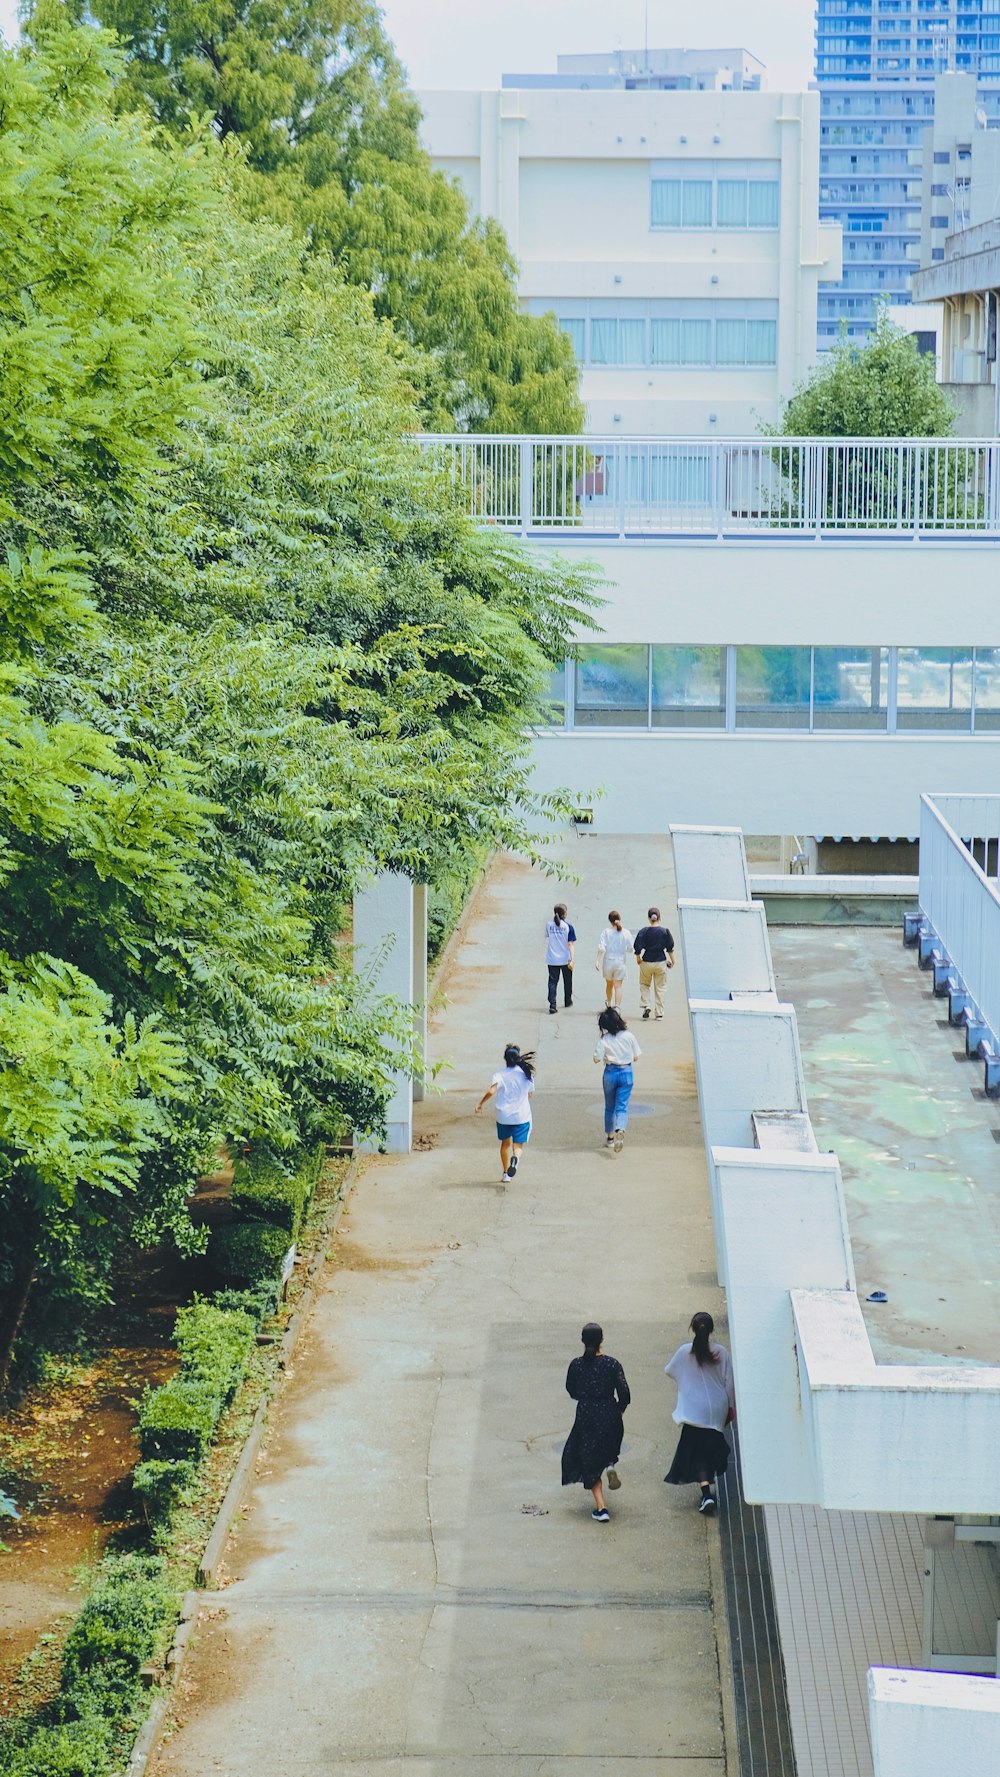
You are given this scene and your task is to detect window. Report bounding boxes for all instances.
[895,647,973,730]
[574,646,649,727]
[542,664,566,727]
[974,648,1000,730]
[651,647,725,728]
[812,647,889,729]
[735,647,811,728]
[651,164,780,231]
[532,300,778,370]
[557,318,585,359]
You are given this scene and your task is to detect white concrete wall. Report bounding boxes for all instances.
[677,900,775,998]
[418,86,838,432]
[671,825,750,902]
[674,826,1000,1516]
[354,872,416,1153]
[869,1669,1000,1777]
[527,538,1000,840]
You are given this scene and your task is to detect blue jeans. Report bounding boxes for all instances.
[603,1065,634,1134]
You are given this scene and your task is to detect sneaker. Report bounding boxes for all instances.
[613,1128,625,1152]
[641,1008,651,1019]
[506,1155,518,1177]
[605,1133,614,1146]
[606,1468,621,1490]
[655,1012,664,1020]
[698,1493,716,1514]
[548,1005,557,1015]
[592,1508,610,1521]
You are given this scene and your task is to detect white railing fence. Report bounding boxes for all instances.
[418,434,1000,539]
[918,792,1000,1064]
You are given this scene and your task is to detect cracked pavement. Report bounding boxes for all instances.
[149,838,734,1776]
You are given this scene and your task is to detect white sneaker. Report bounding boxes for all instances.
[613,1129,625,1152]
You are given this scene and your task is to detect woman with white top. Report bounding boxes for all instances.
[663,1311,736,1514]
[593,1008,642,1153]
[596,910,633,1008]
[475,1044,535,1181]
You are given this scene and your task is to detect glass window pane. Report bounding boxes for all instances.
[650,318,681,364]
[716,319,747,365]
[574,645,649,727]
[680,319,712,364]
[618,318,647,364]
[735,646,811,728]
[974,647,1000,730]
[748,180,780,227]
[896,647,973,730]
[745,318,777,364]
[681,180,712,226]
[813,646,888,729]
[717,180,748,227]
[558,318,585,360]
[651,646,725,728]
[651,179,681,226]
[541,663,566,726]
[590,318,618,364]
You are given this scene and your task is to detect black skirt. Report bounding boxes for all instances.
[664,1422,730,1486]
[561,1403,624,1489]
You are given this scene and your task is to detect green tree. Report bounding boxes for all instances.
[0,21,597,1378]
[69,0,583,431]
[777,309,956,437]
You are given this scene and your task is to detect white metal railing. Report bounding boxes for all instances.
[918,792,1000,1051]
[418,434,1000,539]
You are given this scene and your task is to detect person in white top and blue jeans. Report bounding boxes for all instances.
[593,1008,642,1152]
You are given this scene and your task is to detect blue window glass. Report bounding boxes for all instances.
[735,648,811,728]
[574,646,649,728]
[651,647,726,728]
[896,648,973,731]
[812,647,888,730]
[748,181,780,227]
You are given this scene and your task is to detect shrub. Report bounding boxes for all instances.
[132,1457,198,1528]
[59,1554,172,1717]
[0,1716,113,1776]
[138,1379,220,1463]
[174,1301,255,1402]
[207,1221,292,1289]
[211,1282,279,1325]
[230,1151,306,1237]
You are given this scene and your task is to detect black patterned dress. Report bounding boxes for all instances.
[561,1353,631,1489]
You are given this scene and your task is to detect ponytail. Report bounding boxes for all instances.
[581,1321,603,1358]
[608,909,623,932]
[690,1311,719,1367]
[503,1044,536,1082]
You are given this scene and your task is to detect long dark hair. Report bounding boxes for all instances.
[690,1310,719,1367]
[581,1322,603,1358]
[598,1008,626,1036]
[503,1044,535,1080]
[607,909,623,932]
[553,902,568,929]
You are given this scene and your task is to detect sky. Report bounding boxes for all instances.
[0,0,817,91]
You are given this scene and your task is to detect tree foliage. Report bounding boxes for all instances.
[0,20,598,1379]
[777,309,956,437]
[68,0,583,431]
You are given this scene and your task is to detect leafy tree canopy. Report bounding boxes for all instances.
[0,19,598,1379]
[60,0,583,431]
[777,309,956,437]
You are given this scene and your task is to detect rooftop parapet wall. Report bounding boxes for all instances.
[869,1669,1000,1777]
[670,820,1000,1518]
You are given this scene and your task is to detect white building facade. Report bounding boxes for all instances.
[418,85,842,435]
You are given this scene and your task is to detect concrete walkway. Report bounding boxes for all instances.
[151,837,735,1776]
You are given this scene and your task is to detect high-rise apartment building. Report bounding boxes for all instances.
[815,0,1000,347]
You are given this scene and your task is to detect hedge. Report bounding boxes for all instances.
[173,1300,256,1402]
[207,1220,293,1289]
[137,1379,219,1464]
[229,1145,323,1237]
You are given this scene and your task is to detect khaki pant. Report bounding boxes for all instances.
[639,959,668,1015]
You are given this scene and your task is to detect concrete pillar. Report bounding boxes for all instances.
[354,871,415,1154]
[412,883,428,1103]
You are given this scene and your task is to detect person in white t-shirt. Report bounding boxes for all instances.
[593,1008,641,1152]
[596,910,634,1008]
[475,1044,535,1181]
[663,1311,736,1514]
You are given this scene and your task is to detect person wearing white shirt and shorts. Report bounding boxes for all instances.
[475,1044,535,1181]
[593,1008,642,1152]
[596,910,634,1009]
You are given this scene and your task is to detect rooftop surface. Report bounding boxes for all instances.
[768,924,1000,1368]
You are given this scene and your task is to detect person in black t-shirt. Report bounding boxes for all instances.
[633,907,675,1020]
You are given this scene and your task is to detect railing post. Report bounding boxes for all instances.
[617,439,627,540]
[519,438,532,538]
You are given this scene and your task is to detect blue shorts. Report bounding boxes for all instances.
[496,1121,531,1144]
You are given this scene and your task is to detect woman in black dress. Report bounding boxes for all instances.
[561,1323,631,1521]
